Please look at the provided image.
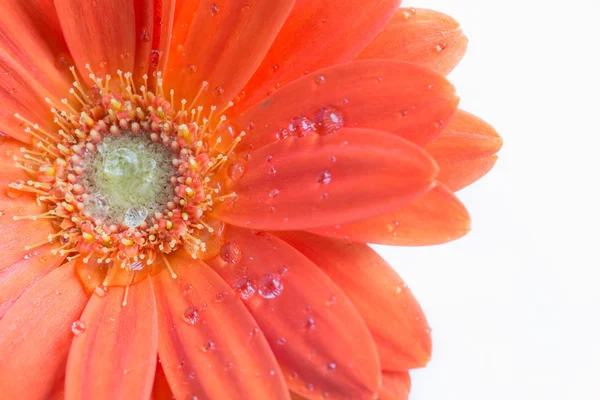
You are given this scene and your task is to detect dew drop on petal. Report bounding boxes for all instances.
[304,316,316,329]
[124,205,149,228]
[316,169,332,184]
[220,242,243,263]
[71,320,87,336]
[227,163,245,181]
[314,75,327,85]
[268,189,280,199]
[215,292,227,302]
[313,107,344,135]
[202,339,216,352]
[435,42,447,52]
[288,116,315,137]
[327,362,337,370]
[183,307,199,325]
[208,3,220,16]
[232,277,256,301]
[257,273,284,299]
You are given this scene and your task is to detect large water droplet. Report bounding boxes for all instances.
[124,205,148,228]
[220,242,243,264]
[103,148,139,177]
[313,107,344,135]
[85,193,110,220]
[257,273,284,299]
[288,116,315,137]
[227,163,245,181]
[316,169,332,184]
[183,306,199,325]
[71,320,87,336]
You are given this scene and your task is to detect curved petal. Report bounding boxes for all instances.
[424,110,501,191]
[152,251,289,400]
[215,128,438,231]
[146,0,176,79]
[0,261,87,399]
[150,362,174,400]
[164,0,294,109]
[358,8,468,75]
[0,2,72,141]
[233,0,401,112]
[65,278,158,400]
[208,227,382,400]
[378,371,411,400]
[236,60,459,152]
[308,183,471,246]
[55,0,137,78]
[277,231,432,371]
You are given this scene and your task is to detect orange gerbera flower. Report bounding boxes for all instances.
[0,1,502,399]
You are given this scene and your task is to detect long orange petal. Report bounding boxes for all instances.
[308,183,471,246]
[150,362,174,400]
[236,60,458,152]
[378,371,411,400]
[0,261,87,399]
[55,0,137,78]
[0,2,72,141]
[214,128,438,231]
[208,227,382,400]
[164,0,294,110]
[152,251,289,399]
[65,279,158,400]
[277,232,432,371]
[358,8,468,75]
[234,0,401,112]
[425,110,502,191]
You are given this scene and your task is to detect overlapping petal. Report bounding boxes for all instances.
[358,8,468,75]
[308,183,471,246]
[277,232,432,371]
[214,128,438,230]
[378,371,411,400]
[208,227,382,400]
[236,60,459,152]
[65,279,158,400]
[425,110,502,191]
[152,252,289,400]
[55,0,137,78]
[0,261,87,399]
[234,0,401,112]
[165,0,295,110]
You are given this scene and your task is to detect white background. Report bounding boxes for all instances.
[378,1,600,399]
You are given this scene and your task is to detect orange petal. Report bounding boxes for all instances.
[0,261,87,399]
[164,0,294,110]
[358,8,468,75]
[208,227,382,400]
[277,231,432,371]
[425,110,502,191]
[236,60,458,152]
[0,5,72,141]
[146,0,176,79]
[152,251,289,399]
[55,0,137,78]
[234,0,401,112]
[378,371,411,400]
[308,183,471,246]
[65,278,158,400]
[215,128,438,231]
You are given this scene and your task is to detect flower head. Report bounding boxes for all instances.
[0,1,501,399]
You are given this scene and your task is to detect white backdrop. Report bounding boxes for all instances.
[379,1,600,399]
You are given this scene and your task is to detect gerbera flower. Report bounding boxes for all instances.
[0,1,502,399]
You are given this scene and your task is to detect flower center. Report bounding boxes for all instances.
[9,66,245,295]
[82,134,175,226]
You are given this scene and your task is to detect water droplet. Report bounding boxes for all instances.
[257,273,284,299]
[268,189,280,199]
[314,75,326,85]
[277,337,287,345]
[6,186,24,199]
[23,252,34,260]
[220,242,242,264]
[208,3,220,16]
[40,255,48,263]
[202,339,216,352]
[313,107,344,135]
[140,29,150,42]
[184,284,193,294]
[227,162,245,181]
[401,7,417,20]
[150,50,161,68]
[103,148,138,177]
[305,383,314,391]
[316,169,332,184]
[215,292,227,302]
[188,64,197,73]
[271,64,279,73]
[288,116,315,137]
[327,362,337,370]
[183,307,199,324]
[269,165,277,174]
[435,42,447,52]
[232,277,256,300]
[124,205,148,228]
[304,316,316,329]
[275,128,290,140]
[71,320,87,336]
[214,86,224,96]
